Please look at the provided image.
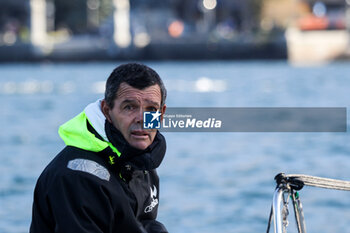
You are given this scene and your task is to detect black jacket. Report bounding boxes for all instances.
[30,100,168,233]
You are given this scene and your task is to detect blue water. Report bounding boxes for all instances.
[1,61,350,233]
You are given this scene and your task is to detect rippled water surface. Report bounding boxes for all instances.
[1,61,350,233]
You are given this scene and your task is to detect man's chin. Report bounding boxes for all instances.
[129,140,150,150]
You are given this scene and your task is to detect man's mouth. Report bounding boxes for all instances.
[131,130,149,139]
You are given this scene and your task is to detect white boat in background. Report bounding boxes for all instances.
[285,27,349,64]
[280,0,350,64]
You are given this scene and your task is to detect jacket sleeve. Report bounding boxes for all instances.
[31,170,117,233]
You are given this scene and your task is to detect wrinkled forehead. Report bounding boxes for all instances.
[116,83,162,104]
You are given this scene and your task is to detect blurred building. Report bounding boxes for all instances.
[0,0,30,45]
[261,0,347,30]
[260,0,350,64]
[0,0,287,61]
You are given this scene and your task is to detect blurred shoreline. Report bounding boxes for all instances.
[2,0,350,63]
[0,33,287,62]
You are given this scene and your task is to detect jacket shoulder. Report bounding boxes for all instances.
[31,147,132,233]
[37,146,118,189]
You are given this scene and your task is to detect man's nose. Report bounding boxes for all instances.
[135,108,143,123]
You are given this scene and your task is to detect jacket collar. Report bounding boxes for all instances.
[104,120,166,170]
[85,99,166,170]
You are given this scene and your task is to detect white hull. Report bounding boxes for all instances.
[285,27,349,64]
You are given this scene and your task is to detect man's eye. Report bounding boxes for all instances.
[124,105,134,110]
[148,107,158,112]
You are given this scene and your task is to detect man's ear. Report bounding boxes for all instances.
[160,104,166,121]
[101,99,112,123]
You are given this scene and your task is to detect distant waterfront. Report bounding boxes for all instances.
[0,32,287,62]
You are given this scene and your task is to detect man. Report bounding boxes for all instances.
[30,63,168,233]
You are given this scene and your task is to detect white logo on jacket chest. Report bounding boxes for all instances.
[144,185,158,213]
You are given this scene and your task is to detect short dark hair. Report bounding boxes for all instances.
[105,63,167,108]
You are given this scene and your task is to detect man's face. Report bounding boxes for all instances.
[102,83,166,150]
